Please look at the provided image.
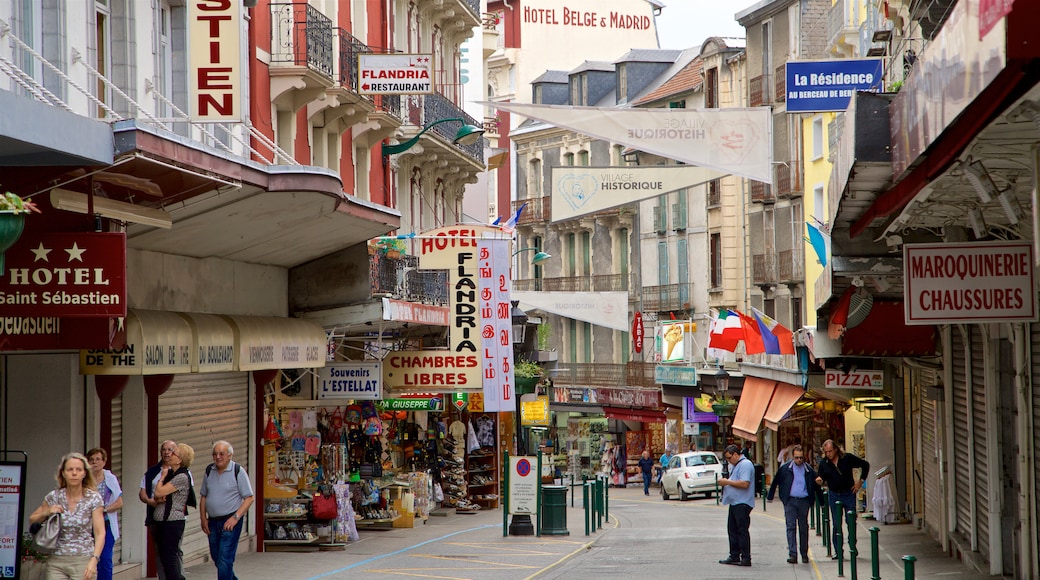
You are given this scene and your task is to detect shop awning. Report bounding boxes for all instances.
[732,377,777,441]
[603,406,667,423]
[762,381,806,431]
[224,315,327,371]
[842,301,937,356]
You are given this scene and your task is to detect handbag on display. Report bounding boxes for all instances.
[31,513,61,553]
[310,491,338,520]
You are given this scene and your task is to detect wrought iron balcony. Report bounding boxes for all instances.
[777,249,804,283]
[827,0,858,53]
[775,64,787,102]
[371,94,401,120]
[399,93,484,164]
[752,253,777,285]
[749,74,771,107]
[707,179,722,208]
[337,28,370,93]
[270,3,335,78]
[774,162,802,198]
[552,363,627,387]
[626,361,657,388]
[483,116,500,137]
[641,283,692,312]
[511,196,550,224]
[750,180,775,204]
[370,252,448,305]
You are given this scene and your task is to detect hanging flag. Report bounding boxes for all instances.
[751,307,796,355]
[738,310,767,355]
[501,202,527,233]
[708,309,744,352]
[806,222,829,267]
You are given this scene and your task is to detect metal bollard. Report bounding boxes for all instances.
[595,478,603,530]
[822,492,831,554]
[583,482,590,536]
[715,472,721,506]
[604,476,610,520]
[847,509,858,580]
[902,555,916,580]
[810,497,816,530]
[835,501,844,577]
[869,527,880,580]
[761,472,767,512]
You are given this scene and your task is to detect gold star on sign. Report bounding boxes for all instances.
[31,243,52,262]
[66,243,86,262]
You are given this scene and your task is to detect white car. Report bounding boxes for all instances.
[661,451,724,500]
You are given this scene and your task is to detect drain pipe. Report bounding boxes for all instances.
[1013,322,1034,579]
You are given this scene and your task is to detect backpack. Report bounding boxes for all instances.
[206,462,241,482]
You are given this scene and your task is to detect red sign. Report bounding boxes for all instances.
[0,316,126,351]
[632,311,644,353]
[979,0,1015,39]
[0,233,127,317]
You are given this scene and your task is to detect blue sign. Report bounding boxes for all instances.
[654,365,699,386]
[785,59,884,112]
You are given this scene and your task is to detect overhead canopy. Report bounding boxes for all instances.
[603,406,666,423]
[513,291,628,331]
[482,101,772,183]
[732,377,777,441]
[762,381,806,431]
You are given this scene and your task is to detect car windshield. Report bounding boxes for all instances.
[686,454,718,467]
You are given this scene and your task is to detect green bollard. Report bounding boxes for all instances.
[810,497,816,530]
[822,492,831,555]
[869,527,880,580]
[902,555,916,580]
[604,476,610,520]
[715,472,721,506]
[583,482,590,536]
[847,510,858,580]
[835,501,845,577]
[596,478,604,530]
[761,472,767,511]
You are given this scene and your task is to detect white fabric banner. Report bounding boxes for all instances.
[551,165,728,221]
[478,239,515,412]
[481,102,772,183]
[513,291,628,331]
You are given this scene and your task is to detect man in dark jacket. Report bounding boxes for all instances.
[767,445,821,563]
[815,439,870,558]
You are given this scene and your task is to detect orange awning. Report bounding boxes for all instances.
[603,406,667,423]
[732,377,777,441]
[762,381,806,431]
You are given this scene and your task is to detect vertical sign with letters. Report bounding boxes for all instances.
[478,238,513,412]
[189,0,242,121]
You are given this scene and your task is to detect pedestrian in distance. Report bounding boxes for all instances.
[87,448,123,580]
[638,450,654,495]
[717,444,755,567]
[140,439,178,580]
[153,444,196,580]
[815,439,870,558]
[767,445,822,564]
[29,452,106,580]
[656,448,671,485]
[200,440,255,580]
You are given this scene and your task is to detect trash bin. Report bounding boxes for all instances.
[754,464,765,496]
[541,485,570,536]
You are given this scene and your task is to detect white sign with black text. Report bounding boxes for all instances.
[318,361,382,400]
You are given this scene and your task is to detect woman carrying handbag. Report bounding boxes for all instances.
[28,452,105,580]
[152,444,196,580]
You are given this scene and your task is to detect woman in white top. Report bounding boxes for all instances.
[87,448,123,580]
[29,452,105,580]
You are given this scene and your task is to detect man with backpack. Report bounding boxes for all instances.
[199,440,253,580]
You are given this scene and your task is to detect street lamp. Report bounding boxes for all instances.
[509,300,535,536]
[714,368,732,450]
[381,117,485,157]
[513,247,552,265]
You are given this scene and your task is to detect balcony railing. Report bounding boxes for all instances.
[483,116,500,137]
[749,74,770,107]
[827,0,856,50]
[752,253,777,285]
[707,179,721,207]
[750,180,775,203]
[372,94,401,119]
[642,283,692,312]
[774,162,802,198]
[515,273,637,300]
[370,253,448,305]
[399,93,483,164]
[777,249,804,283]
[482,12,500,31]
[337,28,370,92]
[511,196,550,224]
[775,64,787,102]
[552,363,626,387]
[626,362,657,388]
[270,3,335,78]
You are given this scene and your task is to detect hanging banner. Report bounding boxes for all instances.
[551,165,728,221]
[513,291,627,331]
[477,238,514,412]
[188,0,242,121]
[358,53,434,95]
[480,101,772,183]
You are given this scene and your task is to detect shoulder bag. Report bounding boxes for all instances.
[31,513,61,553]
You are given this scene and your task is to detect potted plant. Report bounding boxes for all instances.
[20,532,49,580]
[534,323,558,362]
[514,358,543,395]
[0,192,41,274]
[711,398,738,417]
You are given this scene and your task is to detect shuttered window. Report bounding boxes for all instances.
[969,326,989,558]
[951,328,971,538]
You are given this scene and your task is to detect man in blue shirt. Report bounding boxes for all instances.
[718,444,755,567]
[767,445,822,563]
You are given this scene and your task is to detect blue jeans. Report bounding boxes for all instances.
[828,490,857,553]
[642,472,651,494]
[97,519,115,580]
[207,515,244,580]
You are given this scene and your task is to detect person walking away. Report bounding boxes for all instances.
[767,445,821,563]
[140,440,177,580]
[638,450,654,495]
[200,441,254,580]
[87,448,123,580]
[815,439,869,558]
[29,452,106,579]
[153,444,195,580]
[717,444,755,567]
[657,449,671,485]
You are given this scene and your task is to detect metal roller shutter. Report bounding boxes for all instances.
[111,393,123,565]
[970,326,989,559]
[159,373,250,563]
[1031,323,1040,559]
[920,394,941,538]
[951,328,971,538]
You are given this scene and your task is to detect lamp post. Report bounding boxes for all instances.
[512,247,552,265]
[381,117,485,157]
[508,300,535,536]
[714,368,732,448]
